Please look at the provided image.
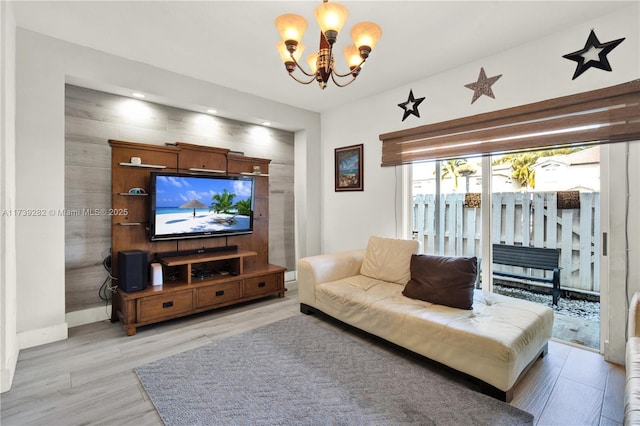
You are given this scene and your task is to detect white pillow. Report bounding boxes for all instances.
[360,236,419,285]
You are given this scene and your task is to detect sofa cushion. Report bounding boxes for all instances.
[360,236,419,285]
[402,254,477,309]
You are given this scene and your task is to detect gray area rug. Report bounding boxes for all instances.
[135,315,533,425]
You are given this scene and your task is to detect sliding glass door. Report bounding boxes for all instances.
[490,148,601,349]
[411,147,602,349]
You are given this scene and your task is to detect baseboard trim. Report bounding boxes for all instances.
[66,305,112,328]
[0,344,19,393]
[18,322,68,350]
[285,270,296,282]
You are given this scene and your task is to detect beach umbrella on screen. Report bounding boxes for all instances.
[179,199,208,218]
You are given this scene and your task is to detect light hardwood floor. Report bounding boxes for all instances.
[1,282,625,425]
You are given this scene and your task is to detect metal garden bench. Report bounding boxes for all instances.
[492,244,561,306]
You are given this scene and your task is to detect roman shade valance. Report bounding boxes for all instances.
[379,80,640,166]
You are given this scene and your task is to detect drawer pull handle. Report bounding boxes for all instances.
[258,282,266,288]
[216,290,225,296]
[162,301,174,308]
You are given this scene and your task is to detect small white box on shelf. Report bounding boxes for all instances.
[150,263,163,286]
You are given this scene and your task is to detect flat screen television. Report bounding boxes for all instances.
[149,172,254,241]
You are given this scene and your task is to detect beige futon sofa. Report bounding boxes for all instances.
[625,292,640,424]
[298,236,554,402]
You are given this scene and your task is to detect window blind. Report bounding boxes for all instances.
[379,80,640,166]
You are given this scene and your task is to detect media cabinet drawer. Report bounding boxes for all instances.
[196,281,242,308]
[138,290,194,323]
[244,274,281,296]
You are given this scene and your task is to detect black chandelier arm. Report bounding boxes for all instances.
[288,72,317,85]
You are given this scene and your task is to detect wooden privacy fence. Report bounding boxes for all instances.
[412,192,600,294]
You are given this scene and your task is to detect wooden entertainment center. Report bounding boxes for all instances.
[109,140,286,336]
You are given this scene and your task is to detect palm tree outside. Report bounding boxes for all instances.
[440,159,477,192]
[493,147,585,190]
[440,159,465,191]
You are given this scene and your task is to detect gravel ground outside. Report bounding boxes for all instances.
[493,284,600,349]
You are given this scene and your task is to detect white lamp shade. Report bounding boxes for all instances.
[314,1,348,35]
[306,52,319,74]
[275,13,308,44]
[343,45,361,68]
[351,21,382,50]
[276,41,304,63]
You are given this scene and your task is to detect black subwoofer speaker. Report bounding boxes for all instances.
[118,250,149,292]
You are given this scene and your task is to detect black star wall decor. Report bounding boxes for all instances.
[464,67,502,104]
[398,89,425,121]
[562,29,625,80]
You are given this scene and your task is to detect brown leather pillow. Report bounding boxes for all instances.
[402,254,477,310]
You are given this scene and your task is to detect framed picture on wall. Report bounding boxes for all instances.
[335,144,363,192]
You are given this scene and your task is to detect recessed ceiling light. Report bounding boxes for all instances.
[132,92,145,98]
[207,109,217,114]
[262,121,272,126]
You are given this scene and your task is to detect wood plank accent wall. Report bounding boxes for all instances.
[65,85,295,314]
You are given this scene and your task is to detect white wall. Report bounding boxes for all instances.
[1,1,18,393]
[13,29,321,352]
[7,2,639,381]
[320,4,639,363]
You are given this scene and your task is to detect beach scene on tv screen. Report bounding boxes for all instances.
[154,175,252,236]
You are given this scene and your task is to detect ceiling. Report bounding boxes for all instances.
[11,1,635,113]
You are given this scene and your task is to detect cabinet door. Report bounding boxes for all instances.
[253,194,268,220]
[227,156,270,176]
[179,148,227,172]
[196,281,242,308]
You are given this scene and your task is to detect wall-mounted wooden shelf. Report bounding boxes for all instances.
[119,162,167,169]
[187,167,226,174]
[240,172,270,177]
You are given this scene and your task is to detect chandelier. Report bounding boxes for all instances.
[275,0,382,89]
